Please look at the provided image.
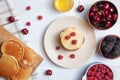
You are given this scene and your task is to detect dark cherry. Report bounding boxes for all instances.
[21,28,29,35]
[113,14,118,21]
[109,8,114,13]
[8,16,15,23]
[106,14,112,20]
[89,12,94,17]
[45,69,52,75]
[77,5,84,12]
[106,21,112,27]
[91,6,98,12]
[104,3,110,10]
[26,6,31,10]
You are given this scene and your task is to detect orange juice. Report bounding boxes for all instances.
[54,0,74,12]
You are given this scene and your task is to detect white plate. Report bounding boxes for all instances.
[44,16,96,68]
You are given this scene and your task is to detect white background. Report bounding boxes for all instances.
[10,0,120,80]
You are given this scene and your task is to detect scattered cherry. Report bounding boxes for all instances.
[58,55,63,60]
[65,35,71,40]
[26,21,31,26]
[8,16,15,23]
[45,69,52,76]
[72,40,77,44]
[77,5,84,12]
[56,46,60,50]
[37,15,43,20]
[26,6,31,10]
[21,28,29,35]
[69,54,75,59]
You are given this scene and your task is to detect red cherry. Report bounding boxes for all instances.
[70,32,76,36]
[58,55,63,60]
[77,5,84,12]
[26,6,31,10]
[109,8,114,13]
[94,15,100,22]
[45,69,52,76]
[104,10,109,15]
[72,40,77,44]
[21,28,29,35]
[106,21,111,27]
[37,15,43,20]
[89,12,94,17]
[113,14,118,21]
[104,3,110,10]
[26,21,31,26]
[107,14,112,20]
[56,46,60,50]
[91,6,98,12]
[65,35,71,40]
[97,11,102,17]
[8,16,15,23]
[69,54,75,59]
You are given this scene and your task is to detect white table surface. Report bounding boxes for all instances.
[9,0,120,80]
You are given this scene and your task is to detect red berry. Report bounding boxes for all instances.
[26,21,31,26]
[8,16,15,23]
[77,5,84,12]
[70,32,76,36]
[65,35,71,40]
[37,15,43,20]
[113,14,118,21]
[58,55,63,60]
[69,54,75,59]
[56,46,60,50]
[45,69,52,76]
[26,6,31,10]
[72,40,77,44]
[21,28,29,35]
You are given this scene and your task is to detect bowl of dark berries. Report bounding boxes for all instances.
[82,63,114,80]
[88,1,118,30]
[99,35,120,59]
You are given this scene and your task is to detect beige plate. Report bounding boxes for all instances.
[44,16,96,68]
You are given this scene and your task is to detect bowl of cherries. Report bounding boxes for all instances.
[99,35,120,59]
[82,63,114,80]
[88,1,118,30]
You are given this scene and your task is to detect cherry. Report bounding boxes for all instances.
[106,21,112,27]
[93,15,100,22]
[56,46,60,50]
[26,6,31,10]
[69,54,75,59]
[109,8,114,13]
[26,21,31,26]
[113,14,118,21]
[72,40,77,44]
[21,28,29,35]
[70,32,76,36]
[106,14,112,20]
[65,35,71,40]
[77,5,84,12]
[8,16,15,23]
[104,3,110,10]
[58,55,63,60]
[45,69,52,76]
[89,12,94,17]
[91,6,98,12]
[37,15,43,20]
